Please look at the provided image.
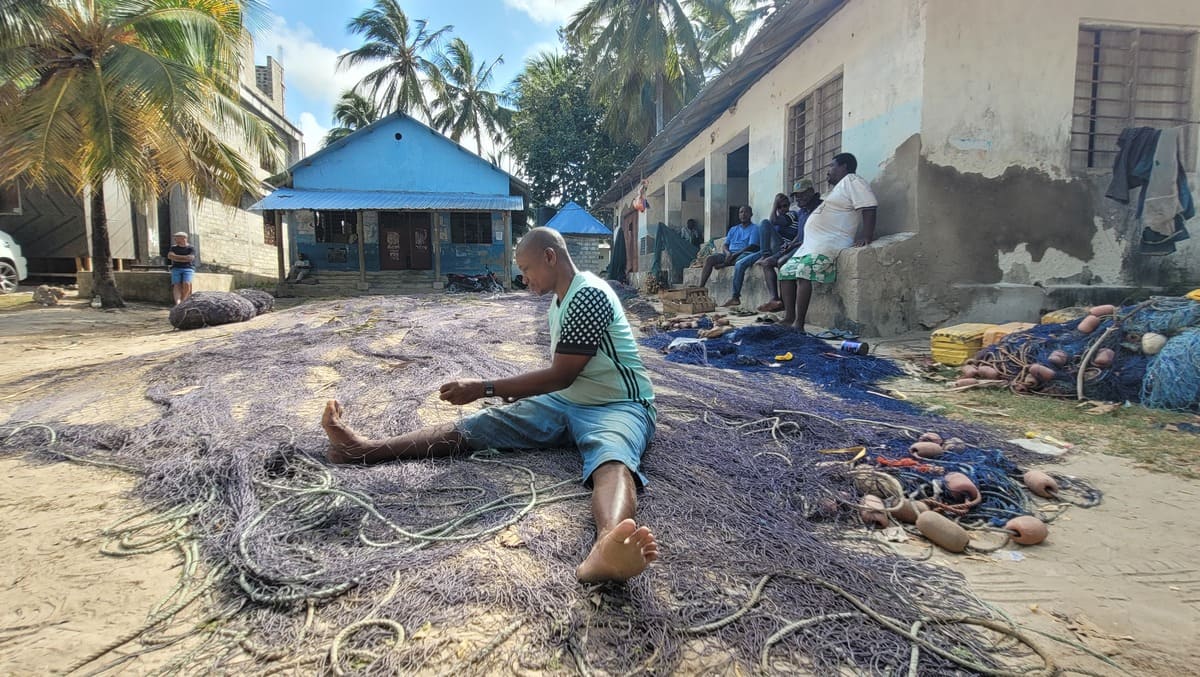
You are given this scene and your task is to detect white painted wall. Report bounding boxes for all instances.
[615,0,927,226]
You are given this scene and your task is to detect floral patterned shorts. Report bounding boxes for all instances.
[778,253,837,283]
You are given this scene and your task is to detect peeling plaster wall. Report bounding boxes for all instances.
[919,0,1200,295]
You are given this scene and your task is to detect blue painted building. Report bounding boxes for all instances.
[252,112,526,288]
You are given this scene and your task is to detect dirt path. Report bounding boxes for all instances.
[1,297,1198,674]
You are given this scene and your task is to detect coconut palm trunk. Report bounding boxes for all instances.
[89,180,124,308]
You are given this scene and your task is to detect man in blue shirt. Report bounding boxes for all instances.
[698,205,761,306]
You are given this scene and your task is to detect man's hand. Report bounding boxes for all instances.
[439,379,485,405]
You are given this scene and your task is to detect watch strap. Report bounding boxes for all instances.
[483,380,495,397]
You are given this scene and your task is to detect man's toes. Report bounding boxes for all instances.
[609,519,637,542]
[626,525,652,544]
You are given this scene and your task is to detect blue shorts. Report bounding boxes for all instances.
[456,393,656,486]
[171,268,195,284]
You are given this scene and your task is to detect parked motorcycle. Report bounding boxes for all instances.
[445,266,503,293]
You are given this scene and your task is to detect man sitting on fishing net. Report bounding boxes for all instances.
[320,227,659,583]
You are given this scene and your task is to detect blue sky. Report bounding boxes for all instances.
[253,0,587,158]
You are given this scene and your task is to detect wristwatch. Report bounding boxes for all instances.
[483,380,495,397]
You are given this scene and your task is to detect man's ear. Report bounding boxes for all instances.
[544,247,556,266]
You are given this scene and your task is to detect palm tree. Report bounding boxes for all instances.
[0,0,280,308]
[692,0,782,72]
[429,38,509,156]
[338,0,451,119]
[324,91,380,147]
[567,0,707,141]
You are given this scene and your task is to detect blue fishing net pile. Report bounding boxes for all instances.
[971,298,1200,409]
[869,439,1028,527]
[642,324,911,412]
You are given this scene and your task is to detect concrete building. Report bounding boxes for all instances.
[253,112,527,295]
[0,33,304,288]
[600,0,1200,335]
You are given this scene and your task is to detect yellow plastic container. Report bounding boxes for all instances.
[1040,306,1088,324]
[1186,289,1200,302]
[982,322,1036,347]
[930,323,995,366]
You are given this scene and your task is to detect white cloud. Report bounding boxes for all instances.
[503,0,587,25]
[297,112,329,156]
[254,17,372,156]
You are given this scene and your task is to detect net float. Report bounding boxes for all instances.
[976,365,999,380]
[1048,350,1069,367]
[1005,515,1048,545]
[1029,364,1056,382]
[1023,469,1059,497]
[1141,332,1167,355]
[960,365,978,379]
[890,498,925,524]
[944,472,982,509]
[1089,304,1116,317]
[954,377,978,388]
[918,432,944,444]
[1077,314,1101,333]
[1093,348,1115,368]
[916,511,969,553]
[941,437,967,452]
[910,441,945,459]
[860,495,888,528]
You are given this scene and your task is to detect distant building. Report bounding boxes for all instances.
[600,0,1200,335]
[253,112,528,295]
[543,202,612,274]
[0,32,304,286]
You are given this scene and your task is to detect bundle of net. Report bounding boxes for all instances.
[966,304,1179,402]
[643,324,912,413]
[0,295,1055,675]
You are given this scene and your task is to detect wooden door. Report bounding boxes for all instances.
[622,210,638,274]
[379,212,433,270]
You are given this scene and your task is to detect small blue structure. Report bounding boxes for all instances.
[542,202,612,274]
[252,112,526,288]
[543,202,610,236]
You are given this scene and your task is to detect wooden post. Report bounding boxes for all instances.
[356,210,367,290]
[273,211,286,282]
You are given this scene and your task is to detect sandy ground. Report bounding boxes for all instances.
[0,292,1198,674]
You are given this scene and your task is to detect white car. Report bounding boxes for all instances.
[0,230,29,293]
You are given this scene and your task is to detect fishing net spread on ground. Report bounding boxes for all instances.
[169,291,260,330]
[1,295,1066,675]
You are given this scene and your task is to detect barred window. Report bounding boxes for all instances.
[788,73,843,189]
[1072,27,1196,171]
[314,210,357,244]
[450,212,493,244]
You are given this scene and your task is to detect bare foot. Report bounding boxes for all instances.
[576,519,658,583]
[321,399,373,463]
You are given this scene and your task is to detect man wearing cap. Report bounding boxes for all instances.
[777,152,877,332]
[755,179,821,313]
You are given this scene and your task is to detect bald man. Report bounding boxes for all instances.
[320,227,659,583]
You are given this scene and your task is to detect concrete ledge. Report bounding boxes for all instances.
[681,233,918,334]
[77,271,235,305]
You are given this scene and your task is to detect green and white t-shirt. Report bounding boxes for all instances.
[549,272,654,407]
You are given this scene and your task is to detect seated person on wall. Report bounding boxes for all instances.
[286,253,312,282]
[757,180,821,312]
[319,227,659,584]
[698,205,761,307]
[777,152,877,332]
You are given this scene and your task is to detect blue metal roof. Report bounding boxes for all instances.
[544,202,611,236]
[250,188,524,211]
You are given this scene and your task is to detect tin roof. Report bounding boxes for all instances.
[544,202,611,236]
[598,0,845,205]
[250,188,525,211]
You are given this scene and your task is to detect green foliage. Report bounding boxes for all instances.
[338,0,452,119]
[324,90,381,147]
[429,38,509,156]
[507,51,637,211]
